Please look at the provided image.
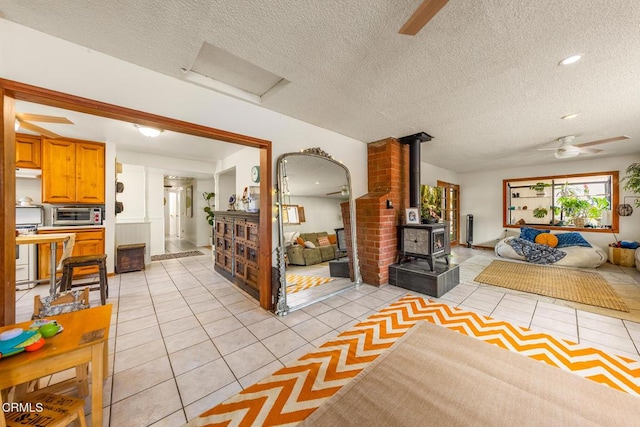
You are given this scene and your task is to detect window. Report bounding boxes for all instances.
[282,205,305,224]
[503,171,619,233]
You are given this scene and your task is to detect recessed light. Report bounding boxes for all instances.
[315,181,320,185]
[558,54,582,66]
[134,124,163,138]
[561,113,578,120]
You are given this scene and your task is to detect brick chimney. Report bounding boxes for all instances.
[353,138,409,286]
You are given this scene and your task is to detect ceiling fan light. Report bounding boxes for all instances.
[558,54,582,66]
[555,149,579,159]
[14,119,20,131]
[135,124,163,138]
[561,113,578,120]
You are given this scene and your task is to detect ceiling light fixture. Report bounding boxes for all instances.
[135,124,163,138]
[561,113,578,120]
[14,119,20,131]
[558,54,582,66]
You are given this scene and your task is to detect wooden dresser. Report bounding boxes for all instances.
[214,211,260,300]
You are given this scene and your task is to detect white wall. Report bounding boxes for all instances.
[194,179,216,246]
[1,19,368,270]
[422,162,459,187]
[116,164,146,221]
[458,155,640,251]
[282,196,345,235]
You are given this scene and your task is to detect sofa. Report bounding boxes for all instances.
[285,231,337,266]
[495,230,607,268]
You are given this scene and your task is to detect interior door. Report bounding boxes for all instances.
[438,181,460,246]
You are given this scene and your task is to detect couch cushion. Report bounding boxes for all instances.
[534,233,558,248]
[519,227,550,242]
[556,232,592,248]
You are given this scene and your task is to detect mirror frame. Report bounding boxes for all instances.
[275,149,361,315]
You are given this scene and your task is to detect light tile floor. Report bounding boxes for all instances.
[12,246,640,426]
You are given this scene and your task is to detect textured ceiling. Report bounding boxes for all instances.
[1,1,640,172]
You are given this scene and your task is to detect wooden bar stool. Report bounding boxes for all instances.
[3,392,86,426]
[60,254,108,305]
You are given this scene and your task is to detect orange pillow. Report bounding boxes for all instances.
[327,234,337,244]
[318,236,330,246]
[296,237,305,246]
[535,233,558,248]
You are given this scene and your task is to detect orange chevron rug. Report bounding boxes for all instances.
[186,296,640,426]
[285,274,335,295]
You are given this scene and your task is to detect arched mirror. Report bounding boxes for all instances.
[275,149,361,315]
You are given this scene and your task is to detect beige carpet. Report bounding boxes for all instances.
[475,260,628,312]
[300,321,640,426]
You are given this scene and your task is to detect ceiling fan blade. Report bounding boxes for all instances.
[574,135,630,148]
[16,113,73,124]
[399,0,449,35]
[18,120,62,139]
[326,191,341,195]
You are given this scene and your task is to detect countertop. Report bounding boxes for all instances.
[38,225,105,231]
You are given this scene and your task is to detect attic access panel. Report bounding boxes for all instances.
[189,42,287,97]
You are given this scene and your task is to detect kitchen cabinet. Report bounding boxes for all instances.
[42,138,105,204]
[37,228,105,280]
[15,133,42,169]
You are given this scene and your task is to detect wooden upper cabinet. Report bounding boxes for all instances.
[15,133,42,169]
[42,138,105,204]
[76,142,105,204]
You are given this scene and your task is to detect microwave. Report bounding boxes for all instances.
[52,207,102,226]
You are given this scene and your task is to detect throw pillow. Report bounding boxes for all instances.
[519,226,550,242]
[318,236,330,246]
[296,237,305,246]
[534,233,559,248]
[327,234,337,244]
[556,232,592,248]
[304,241,316,249]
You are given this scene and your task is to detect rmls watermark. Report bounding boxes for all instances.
[2,402,44,413]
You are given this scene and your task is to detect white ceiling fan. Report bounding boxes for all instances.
[537,135,630,159]
[15,112,74,139]
[326,185,349,196]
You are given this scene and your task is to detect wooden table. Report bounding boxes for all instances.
[15,233,75,295]
[0,304,112,426]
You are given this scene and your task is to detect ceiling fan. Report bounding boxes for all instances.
[537,135,630,159]
[326,185,349,196]
[399,0,449,35]
[15,112,74,139]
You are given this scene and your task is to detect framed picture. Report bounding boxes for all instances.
[405,207,420,224]
[186,185,193,218]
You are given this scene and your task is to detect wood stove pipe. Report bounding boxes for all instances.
[399,132,433,208]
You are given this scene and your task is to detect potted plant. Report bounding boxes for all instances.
[202,192,215,226]
[420,185,442,223]
[622,163,640,208]
[529,182,551,196]
[532,207,548,219]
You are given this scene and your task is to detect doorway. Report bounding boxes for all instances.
[438,180,460,246]
[1,78,274,324]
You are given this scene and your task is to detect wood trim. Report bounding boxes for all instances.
[437,180,460,246]
[1,89,17,325]
[1,79,274,322]
[0,79,269,148]
[502,171,620,233]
